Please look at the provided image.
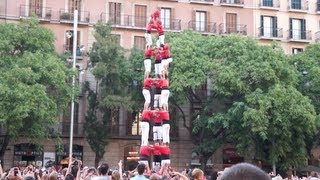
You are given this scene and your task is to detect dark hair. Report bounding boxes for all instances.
[220,163,271,180]
[137,163,146,175]
[64,174,74,180]
[98,163,109,176]
[24,176,35,180]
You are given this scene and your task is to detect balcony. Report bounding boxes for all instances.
[287,29,312,42]
[188,21,217,34]
[220,0,244,7]
[54,122,84,137]
[59,9,90,24]
[20,5,52,20]
[315,31,320,42]
[288,0,308,12]
[100,13,181,31]
[257,27,283,39]
[218,23,247,35]
[258,0,280,10]
[190,0,215,5]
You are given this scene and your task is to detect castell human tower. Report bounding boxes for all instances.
[139,9,173,171]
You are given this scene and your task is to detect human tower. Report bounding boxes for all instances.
[139,9,172,170]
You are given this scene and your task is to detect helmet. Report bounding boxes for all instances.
[163,44,170,50]
[152,9,160,18]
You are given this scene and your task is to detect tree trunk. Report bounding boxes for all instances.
[200,156,208,172]
[0,135,10,162]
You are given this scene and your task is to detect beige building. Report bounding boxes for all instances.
[0,0,320,172]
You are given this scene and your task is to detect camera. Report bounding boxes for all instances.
[14,167,19,176]
[73,160,78,166]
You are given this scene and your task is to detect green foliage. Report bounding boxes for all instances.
[0,18,73,155]
[167,32,317,172]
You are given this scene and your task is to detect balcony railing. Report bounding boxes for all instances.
[59,9,90,23]
[315,31,320,42]
[220,0,244,5]
[190,0,215,3]
[188,21,217,33]
[20,5,52,20]
[100,13,181,31]
[287,29,312,41]
[259,0,280,8]
[288,0,308,11]
[218,23,247,35]
[258,27,283,38]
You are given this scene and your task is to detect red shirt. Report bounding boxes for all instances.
[152,148,161,156]
[153,145,170,155]
[153,79,161,89]
[152,9,160,19]
[163,45,170,58]
[159,110,169,121]
[154,20,164,35]
[152,110,162,123]
[140,145,152,156]
[141,110,152,121]
[153,50,162,62]
[143,78,153,89]
[161,79,169,88]
[146,19,154,32]
[145,48,153,59]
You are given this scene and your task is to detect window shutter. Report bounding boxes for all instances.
[301,19,306,39]
[272,16,278,37]
[206,11,210,32]
[260,15,264,36]
[289,18,293,39]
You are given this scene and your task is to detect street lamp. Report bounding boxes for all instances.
[69,10,78,165]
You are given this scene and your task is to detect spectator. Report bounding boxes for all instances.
[219,163,271,180]
[130,163,148,180]
[192,168,204,180]
[92,163,110,180]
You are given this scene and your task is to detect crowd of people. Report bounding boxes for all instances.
[2,161,320,180]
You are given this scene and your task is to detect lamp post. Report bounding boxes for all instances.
[69,10,78,165]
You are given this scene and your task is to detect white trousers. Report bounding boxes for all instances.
[161,89,170,107]
[162,123,170,144]
[140,121,150,146]
[154,94,161,108]
[144,59,151,73]
[153,125,162,141]
[145,33,152,47]
[154,63,163,76]
[142,89,151,103]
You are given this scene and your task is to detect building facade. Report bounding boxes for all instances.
[1,0,320,172]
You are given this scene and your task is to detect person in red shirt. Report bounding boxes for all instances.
[153,19,165,48]
[139,145,153,167]
[153,48,163,79]
[160,77,170,111]
[141,108,152,146]
[152,144,162,171]
[151,108,163,144]
[142,76,153,110]
[153,78,162,109]
[144,47,153,79]
[145,17,154,49]
[153,143,171,165]
[161,44,172,78]
[159,109,170,145]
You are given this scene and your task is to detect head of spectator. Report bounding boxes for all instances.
[192,168,204,180]
[137,163,146,175]
[48,172,59,180]
[23,177,35,180]
[98,163,109,176]
[111,170,120,180]
[149,173,160,180]
[64,174,74,180]
[219,163,271,180]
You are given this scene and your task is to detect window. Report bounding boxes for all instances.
[317,0,320,11]
[289,18,306,40]
[291,0,301,9]
[127,110,142,136]
[161,8,171,29]
[260,16,278,37]
[69,0,81,20]
[29,0,42,17]
[195,11,206,32]
[134,36,145,50]
[109,2,121,25]
[134,5,146,27]
[65,30,80,54]
[226,13,237,33]
[292,48,303,54]
[62,102,79,136]
[262,0,273,7]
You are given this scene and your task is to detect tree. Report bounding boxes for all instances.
[166,32,317,173]
[0,18,73,160]
[86,22,133,165]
